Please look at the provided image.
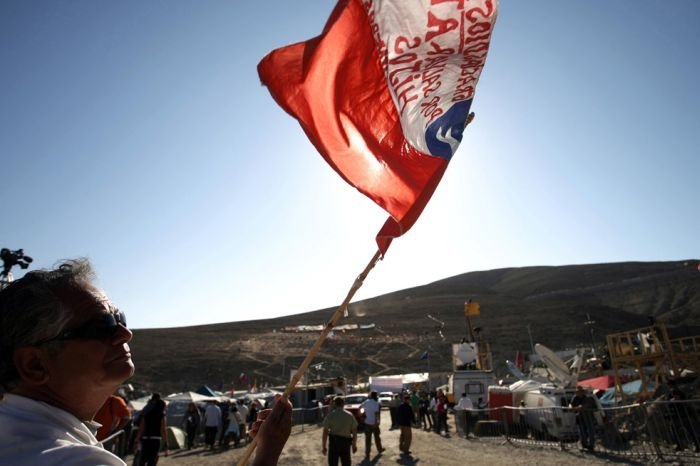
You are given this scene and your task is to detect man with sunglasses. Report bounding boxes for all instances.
[0,259,293,466]
[0,259,134,465]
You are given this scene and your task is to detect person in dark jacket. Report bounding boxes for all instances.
[182,402,200,450]
[396,395,415,455]
[134,393,168,466]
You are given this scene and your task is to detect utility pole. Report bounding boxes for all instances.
[584,313,596,356]
[526,324,535,356]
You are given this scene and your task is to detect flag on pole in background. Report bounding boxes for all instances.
[465,301,480,316]
[515,350,523,370]
[259,0,498,254]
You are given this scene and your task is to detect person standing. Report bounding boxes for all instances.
[237,400,249,442]
[388,394,400,429]
[134,393,168,466]
[410,391,420,427]
[203,400,221,450]
[397,395,415,455]
[182,402,200,450]
[218,400,230,447]
[94,394,131,456]
[455,393,473,435]
[419,393,433,431]
[428,391,438,431]
[229,405,244,447]
[570,386,596,451]
[435,392,449,435]
[360,391,384,459]
[321,396,358,466]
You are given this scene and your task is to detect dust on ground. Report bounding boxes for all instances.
[128,412,653,466]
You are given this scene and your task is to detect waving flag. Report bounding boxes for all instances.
[259,0,498,254]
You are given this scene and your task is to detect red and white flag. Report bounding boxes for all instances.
[259,0,498,254]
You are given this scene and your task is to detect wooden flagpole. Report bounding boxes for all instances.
[237,249,383,466]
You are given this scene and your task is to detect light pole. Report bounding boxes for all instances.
[584,313,596,356]
[526,324,535,356]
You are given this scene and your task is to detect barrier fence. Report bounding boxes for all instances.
[453,400,700,461]
[290,405,325,434]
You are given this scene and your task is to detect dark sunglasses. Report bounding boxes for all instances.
[34,311,127,346]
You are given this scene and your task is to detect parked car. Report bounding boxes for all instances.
[343,393,368,429]
[378,392,394,409]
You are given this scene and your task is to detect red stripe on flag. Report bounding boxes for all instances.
[258,0,448,255]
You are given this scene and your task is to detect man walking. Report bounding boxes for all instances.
[397,395,415,455]
[322,396,358,466]
[360,391,384,459]
[203,400,222,449]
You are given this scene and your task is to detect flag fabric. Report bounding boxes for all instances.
[465,301,480,316]
[259,0,498,254]
[515,350,523,370]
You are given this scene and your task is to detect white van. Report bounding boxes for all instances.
[523,386,604,441]
[523,386,578,440]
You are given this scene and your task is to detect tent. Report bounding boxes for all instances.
[195,385,218,397]
[127,395,151,414]
[166,426,186,449]
[165,391,220,403]
[599,379,656,407]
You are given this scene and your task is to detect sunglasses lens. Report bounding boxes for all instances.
[74,313,125,340]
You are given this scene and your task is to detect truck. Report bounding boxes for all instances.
[447,342,496,405]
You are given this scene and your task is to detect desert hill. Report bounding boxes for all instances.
[129,260,700,394]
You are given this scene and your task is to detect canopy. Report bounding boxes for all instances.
[165,391,220,403]
[195,385,218,397]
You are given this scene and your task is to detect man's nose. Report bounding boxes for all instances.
[111,323,133,344]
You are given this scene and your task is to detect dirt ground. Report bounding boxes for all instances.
[126,412,647,466]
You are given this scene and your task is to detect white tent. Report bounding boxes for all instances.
[164,391,221,403]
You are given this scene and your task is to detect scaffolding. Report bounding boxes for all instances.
[607,323,699,403]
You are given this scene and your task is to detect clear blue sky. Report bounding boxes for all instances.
[2,1,698,329]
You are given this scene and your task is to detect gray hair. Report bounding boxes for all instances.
[0,258,95,390]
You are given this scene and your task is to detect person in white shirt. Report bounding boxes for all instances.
[360,391,384,459]
[204,400,222,449]
[456,393,473,410]
[237,400,250,441]
[0,259,292,466]
[455,393,474,436]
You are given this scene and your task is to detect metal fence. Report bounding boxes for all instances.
[453,400,700,461]
[290,406,325,434]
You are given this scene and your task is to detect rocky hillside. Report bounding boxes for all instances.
[129,260,700,394]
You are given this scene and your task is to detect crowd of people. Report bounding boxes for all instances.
[388,388,458,435]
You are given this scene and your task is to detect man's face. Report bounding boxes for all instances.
[45,286,134,395]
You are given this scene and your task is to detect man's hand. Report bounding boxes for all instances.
[322,446,327,455]
[250,395,293,466]
[352,444,357,454]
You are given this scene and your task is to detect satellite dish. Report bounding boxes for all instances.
[534,344,575,388]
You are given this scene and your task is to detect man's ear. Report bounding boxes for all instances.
[13,347,50,386]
